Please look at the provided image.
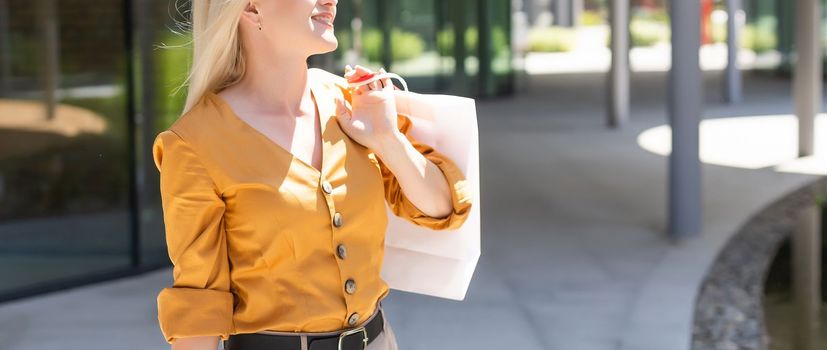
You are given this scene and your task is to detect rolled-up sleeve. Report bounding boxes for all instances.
[376,113,473,230]
[152,130,234,344]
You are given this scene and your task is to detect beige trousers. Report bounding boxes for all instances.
[364,304,398,350]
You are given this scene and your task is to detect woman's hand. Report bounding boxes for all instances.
[337,65,455,220]
[336,65,404,152]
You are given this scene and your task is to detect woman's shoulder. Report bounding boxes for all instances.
[169,92,223,136]
[152,92,225,161]
[308,67,348,90]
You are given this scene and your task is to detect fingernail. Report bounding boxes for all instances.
[345,65,352,71]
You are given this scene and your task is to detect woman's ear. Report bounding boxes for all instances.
[239,1,261,29]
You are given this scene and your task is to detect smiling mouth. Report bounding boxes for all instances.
[311,13,334,27]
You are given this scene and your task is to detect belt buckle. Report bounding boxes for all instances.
[338,325,368,350]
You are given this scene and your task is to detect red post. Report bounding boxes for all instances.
[701,0,713,44]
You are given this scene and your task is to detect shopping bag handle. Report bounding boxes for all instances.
[347,71,409,92]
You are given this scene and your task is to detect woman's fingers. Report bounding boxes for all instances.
[379,68,392,91]
[354,65,372,76]
[345,64,396,93]
[353,65,375,93]
[357,65,379,91]
[344,65,357,82]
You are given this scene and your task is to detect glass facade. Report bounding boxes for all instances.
[743,0,827,72]
[0,0,512,302]
[313,0,513,97]
[0,0,138,299]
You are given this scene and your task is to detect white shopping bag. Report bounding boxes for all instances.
[382,91,481,301]
[348,72,481,301]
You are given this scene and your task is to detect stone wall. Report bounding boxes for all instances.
[692,176,827,350]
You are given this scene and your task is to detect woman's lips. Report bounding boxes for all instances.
[312,13,334,28]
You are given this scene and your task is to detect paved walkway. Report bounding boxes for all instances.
[0,71,823,350]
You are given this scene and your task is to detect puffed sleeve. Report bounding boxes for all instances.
[375,113,473,230]
[152,130,234,344]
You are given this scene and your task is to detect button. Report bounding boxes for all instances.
[333,212,343,227]
[348,312,360,326]
[337,244,347,259]
[345,279,356,294]
[322,181,333,194]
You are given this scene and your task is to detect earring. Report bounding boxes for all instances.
[258,14,262,30]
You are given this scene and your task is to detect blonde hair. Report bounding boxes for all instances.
[171,0,250,116]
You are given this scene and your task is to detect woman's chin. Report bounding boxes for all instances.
[317,37,338,53]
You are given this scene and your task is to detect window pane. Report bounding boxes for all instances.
[0,0,132,294]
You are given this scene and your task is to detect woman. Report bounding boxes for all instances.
[152,0,473,350]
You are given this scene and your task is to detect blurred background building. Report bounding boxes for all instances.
[1,1,826,350]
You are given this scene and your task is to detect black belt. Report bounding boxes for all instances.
[223,306,385,350]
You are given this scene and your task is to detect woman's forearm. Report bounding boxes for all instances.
[374,130,453,218]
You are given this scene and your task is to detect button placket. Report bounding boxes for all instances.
[318,173,356,327]
[310,86,360,328]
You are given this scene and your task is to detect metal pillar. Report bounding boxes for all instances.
[477,0,493,97]
[451,0,469,95]
[608,0,630,128]
[667,0,702,238]
[377,0,393,70]
[792,203,822,350]
[36,0,59,120]
[131,0,155,266]
[0,0,11,96]
[793,0,821,157]
[553,0,572,27]
[571,0,583,27]
[350,0,364,62]
[724,0,742,103]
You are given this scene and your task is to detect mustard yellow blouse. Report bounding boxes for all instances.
[151,68,473,344]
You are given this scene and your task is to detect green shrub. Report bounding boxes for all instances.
[630,19,670,47]
[526,26,576,52]
[741,25,777,53]
[744,16,777,53]
[490,26,509,53]
[435,26,509,57]
[708,14,778,52]
[635,8,669,23]
[437,27,480,56]
[580,10,605,26]
[362,28,426,62]
[711,19,727,44]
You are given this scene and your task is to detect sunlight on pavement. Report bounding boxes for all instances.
[524,44,781,75]
[637,114,827,175]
